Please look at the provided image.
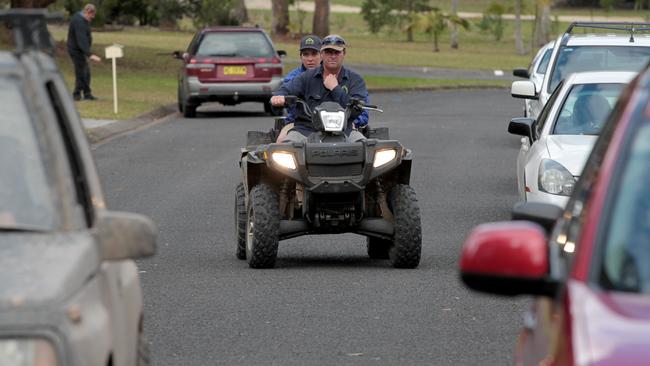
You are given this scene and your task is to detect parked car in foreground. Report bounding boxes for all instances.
[460,64,650,365]
[510,71,635,207]
[0,10,156,366]
[513,40,554,117]
[174,26,286,118]
[515,22,650,119]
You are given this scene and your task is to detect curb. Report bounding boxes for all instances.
[84,103,177,144]
[368,84,510,93]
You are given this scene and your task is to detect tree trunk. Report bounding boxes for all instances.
[406,0,413,42]
[433,32,439,52]
[533,0,551,47]
[450,0,458,49]
[313,0,329,38]
[232,0,249,25]
[271,0,290,38]
[10,0,55,7]
[514,0,524,55]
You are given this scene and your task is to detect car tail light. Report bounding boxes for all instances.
[185,58,215,77]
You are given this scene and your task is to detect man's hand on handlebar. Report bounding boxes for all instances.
[270,95,285,107]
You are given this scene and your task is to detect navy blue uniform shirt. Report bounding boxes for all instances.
[274,64,368,136]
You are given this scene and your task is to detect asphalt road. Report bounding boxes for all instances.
[93,90,527,365]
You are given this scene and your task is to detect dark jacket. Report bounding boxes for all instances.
[67,12,92,57]
[274,64,367,136]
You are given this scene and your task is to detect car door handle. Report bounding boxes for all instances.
[521,137,529,152]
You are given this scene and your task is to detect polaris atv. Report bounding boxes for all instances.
[235,96,421,268]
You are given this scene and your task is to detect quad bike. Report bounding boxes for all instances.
[235,96,421,268]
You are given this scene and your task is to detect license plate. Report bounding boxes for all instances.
[224,66,247,75]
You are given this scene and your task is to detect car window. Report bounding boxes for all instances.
[536,48,553,75]
[548,46,650,93]
[553,83,625,135]
[196,32,275,58]
[602,122,650,293]
[535,81,564,138]
[0,77,56,231]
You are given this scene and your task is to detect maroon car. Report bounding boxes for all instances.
[174,27,286,118]
[459,65,650,365]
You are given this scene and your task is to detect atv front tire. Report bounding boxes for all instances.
[245,184,280,268]
[234,183,247,260]
[388,184,422,268]
[367,237,391,259]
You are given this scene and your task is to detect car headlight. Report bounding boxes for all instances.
[0,338,58,366]
[271,151,297,170]
[538,159,576,196]
[320,111,345,132]
[373,149,397,168]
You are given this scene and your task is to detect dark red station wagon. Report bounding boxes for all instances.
[174,27,286,118]
[459,64,650,365]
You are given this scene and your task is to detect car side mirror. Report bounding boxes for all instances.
[511,201,563,235]
[511,80,537,100]
[277,50,287,57]
[172,50,182,59]
[508,117,535,143]
[94,211,157,261]
[459,221,559,297]
[512,68,530,79]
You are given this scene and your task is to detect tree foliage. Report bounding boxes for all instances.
[417,7,468,52]
[360,0,431,41]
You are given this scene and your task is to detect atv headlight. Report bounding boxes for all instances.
[373,149,397,168]
[0,338,58,366]
[320,111,345,132]
[538,159,576,196]
[271,151,297,170]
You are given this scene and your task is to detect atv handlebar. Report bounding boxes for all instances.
[284,96,383,113]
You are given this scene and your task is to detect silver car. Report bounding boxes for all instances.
[0,11,156,366]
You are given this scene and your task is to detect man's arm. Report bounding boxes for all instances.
[283,67,304,122]
[271,70,307,106]
[73,17,92,57]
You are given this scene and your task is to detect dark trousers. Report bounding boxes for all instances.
[69,52,91,97]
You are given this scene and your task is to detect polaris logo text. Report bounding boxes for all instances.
[311,149,359,158]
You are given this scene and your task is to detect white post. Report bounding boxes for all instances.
[104,44,123,115]
[112,57,118,114]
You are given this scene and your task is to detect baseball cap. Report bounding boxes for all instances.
[320,34,346,51]
[299,35,322,52]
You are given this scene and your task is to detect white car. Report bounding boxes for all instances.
[512,40,554,117]
[514,22,650,119]
[509,71,636,207]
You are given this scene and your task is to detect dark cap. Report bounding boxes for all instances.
[321,34,346,51]
[299,35,321,52]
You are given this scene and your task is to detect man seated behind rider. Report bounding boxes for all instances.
[271,34,368,143]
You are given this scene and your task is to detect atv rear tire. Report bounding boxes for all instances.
[234,183,247,260]
[367,237,391,259]
[245,184,280,268]
[388,184,422,268]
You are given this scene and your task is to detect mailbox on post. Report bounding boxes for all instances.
[104,44,124,114]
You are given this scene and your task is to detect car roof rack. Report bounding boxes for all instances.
[561,22,650,46]
[0,9,63,55]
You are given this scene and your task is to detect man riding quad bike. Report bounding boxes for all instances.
[235,96,422,268]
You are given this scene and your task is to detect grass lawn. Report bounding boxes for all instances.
[42,3,644,120]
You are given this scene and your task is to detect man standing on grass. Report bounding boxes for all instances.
[67,3,101,101]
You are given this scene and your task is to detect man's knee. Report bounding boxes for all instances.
[283,130,308,143]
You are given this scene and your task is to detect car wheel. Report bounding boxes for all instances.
[137,331,150,366]
[245,183,280,268]
[183,101,197,118]
[264,101,283,117]
[367,236,391,259]
[234,182,247,260]
[388,184,422,268]
[177,85,183,113]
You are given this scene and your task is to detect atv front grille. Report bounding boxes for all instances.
[307,163,363,177]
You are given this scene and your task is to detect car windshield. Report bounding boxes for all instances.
[0,78,56,231]
[552,83,625,135]
[548,46,650,93]
[536,48,553,75]
[602,123,650,293]
[196,32,275,58]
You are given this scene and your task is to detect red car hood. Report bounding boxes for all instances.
[570,280,650,366]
